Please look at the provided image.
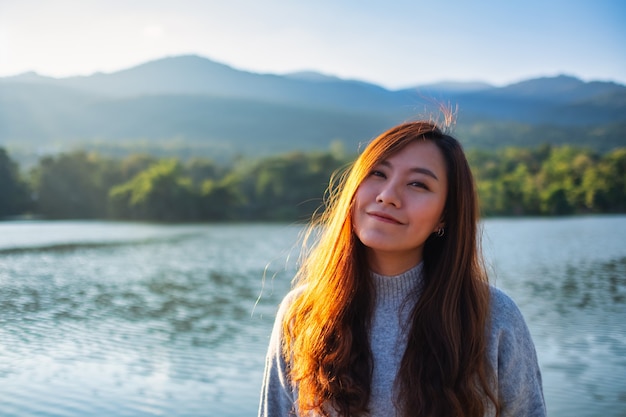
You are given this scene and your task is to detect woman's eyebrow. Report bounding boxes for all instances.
[379,160,439,181]
[410,167,439,181]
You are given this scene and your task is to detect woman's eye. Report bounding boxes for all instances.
[370,170,385,178]
[410,181,428,190]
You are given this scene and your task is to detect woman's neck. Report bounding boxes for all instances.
[366,248,422,276]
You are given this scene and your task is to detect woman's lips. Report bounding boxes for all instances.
[367,211,403,224]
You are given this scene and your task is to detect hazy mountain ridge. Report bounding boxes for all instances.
[1,54,625,158]
[488,75,626,102]
[3,55,406,112]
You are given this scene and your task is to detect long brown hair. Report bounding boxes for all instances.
[283,120,498,416]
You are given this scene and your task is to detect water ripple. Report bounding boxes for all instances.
[1,219,623,416]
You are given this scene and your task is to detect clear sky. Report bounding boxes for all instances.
[1,0,624,89]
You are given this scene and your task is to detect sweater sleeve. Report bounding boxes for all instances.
[490,288,547,417]
[258,290,298,417]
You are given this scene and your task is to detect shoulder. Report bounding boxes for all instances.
[260,289,303,415]
[489,285,519,311]
[264,286,307,367]
[270,285,307,334]
[487,288,547,415]
[488,286,528,331]
[276,285,306,316]
[487,286,537,355]
[487,286,538,361]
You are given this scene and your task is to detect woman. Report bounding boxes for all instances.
[259,120,546,417]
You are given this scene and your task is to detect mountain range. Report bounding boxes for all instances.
[1,54,625,160]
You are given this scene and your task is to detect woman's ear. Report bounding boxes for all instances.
[433,222,446,237]
[437,215,446,231]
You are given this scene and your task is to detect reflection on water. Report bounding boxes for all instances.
[482,216,626,417]
[0,222,299,417]
[515,255,626,314]
[558,257,626,309]
[0,217,625,416]
[527,255,626,417]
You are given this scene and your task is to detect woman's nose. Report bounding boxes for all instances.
[376,182,401,207]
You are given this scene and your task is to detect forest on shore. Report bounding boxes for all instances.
[1,144,625,222]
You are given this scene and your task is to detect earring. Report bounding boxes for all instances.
[436,227,445,237]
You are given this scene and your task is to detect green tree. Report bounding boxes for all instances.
[119,154,158,182]
[595,148,626,211]
[19,144,626,221]
[198,174,246,220]
[248,151,345,221]
[185,157,224,187]
[536,146,596,214]
[30,151,115,219]
[0,148,31,218]
[477,180,505,216]
[109,159,199,221]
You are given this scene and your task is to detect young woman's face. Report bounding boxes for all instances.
[352,140,448,274]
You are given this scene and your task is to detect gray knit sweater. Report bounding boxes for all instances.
[258,263,546,416]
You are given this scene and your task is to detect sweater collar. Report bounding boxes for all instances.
[370,262,424,305]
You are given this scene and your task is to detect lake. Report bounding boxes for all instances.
[0,217,624,416]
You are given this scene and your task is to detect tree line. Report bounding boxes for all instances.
[1,144,625,222]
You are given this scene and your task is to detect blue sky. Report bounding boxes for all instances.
[0,0,624,89]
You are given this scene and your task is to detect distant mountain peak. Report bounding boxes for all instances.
[507,74,583,89]
[412,80,494,93]
[284,71,343,83]
[494,74,626,102]
[1,71,52,83]
[118,54,238,74]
